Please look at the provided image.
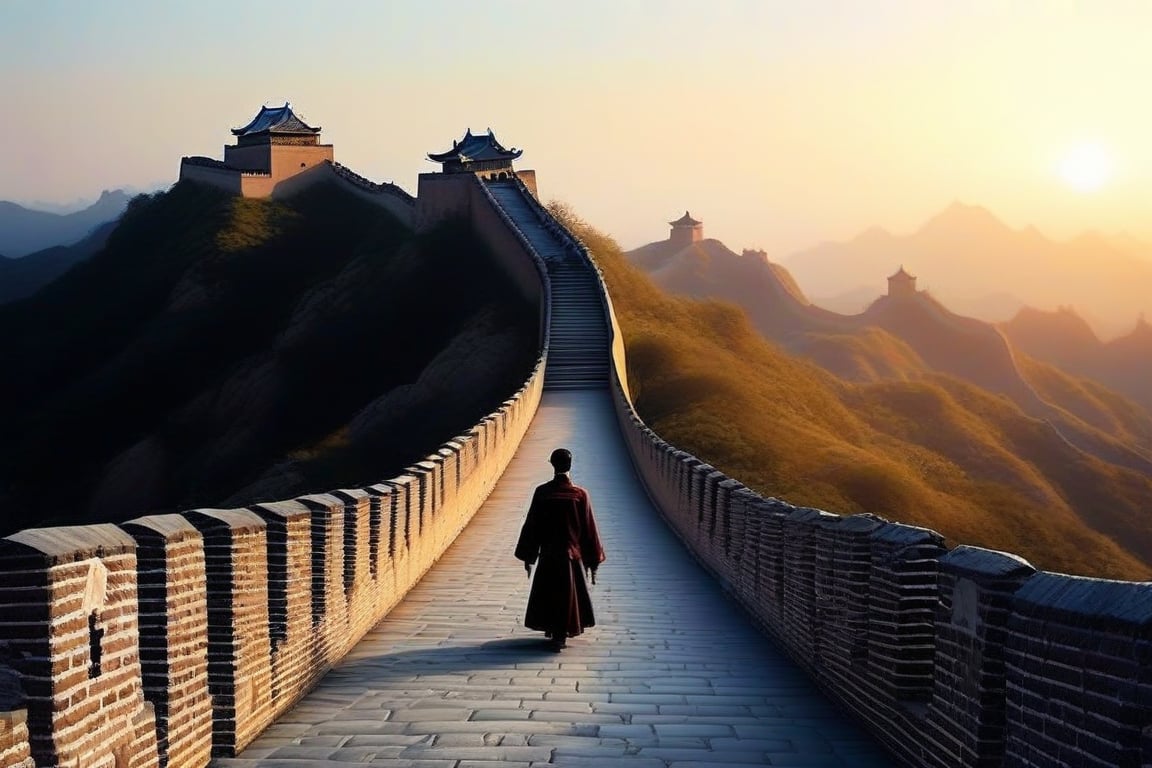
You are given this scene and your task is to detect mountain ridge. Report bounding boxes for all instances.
[0,189,131,257]
[561,202,1152,578]
[784,202,1152,339]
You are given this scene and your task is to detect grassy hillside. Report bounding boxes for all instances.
[552,202,1152,580]
[0,181,538,534]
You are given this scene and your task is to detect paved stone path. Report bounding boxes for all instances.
[214,391,893,767]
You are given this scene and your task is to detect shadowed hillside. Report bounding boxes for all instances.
[0,181,538,535]
[557,202,1152,580]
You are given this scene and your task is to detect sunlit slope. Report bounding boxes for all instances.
[0,181,538,535]
[629,236,849,338]
[555,202,1152,580]
[628,232,1152,476]
[791,327,931,382]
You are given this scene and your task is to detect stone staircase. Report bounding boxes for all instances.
[485,182,610,390]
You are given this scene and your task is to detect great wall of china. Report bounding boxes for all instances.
[1,130,1151,768]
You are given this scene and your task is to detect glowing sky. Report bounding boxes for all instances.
[3,0,1151,253]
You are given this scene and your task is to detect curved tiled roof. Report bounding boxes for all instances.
[889,265,917,280]
[232,103,321,136]
[428,129,523,163]
[669,211,702,227]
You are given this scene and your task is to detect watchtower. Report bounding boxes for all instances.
[427,129,523,180]
[223,103,332,175]
[887,266,918,299]
[669,212,703,248]
[178,103,334,197]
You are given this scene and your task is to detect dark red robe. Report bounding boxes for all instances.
[515,475,606,639]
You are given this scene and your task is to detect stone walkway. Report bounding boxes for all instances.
[214,391,893,767]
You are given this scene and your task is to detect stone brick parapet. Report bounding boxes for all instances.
[0,667,34,768]
[0,352,546,766]
[119,515,212,768]
[0,525,159,768]
[527,197,1152,768]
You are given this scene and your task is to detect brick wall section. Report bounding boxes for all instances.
[184,509,274,756]
[0,525,158,768]
[248,500,322,714]
[814,514,883,690]
[867,523,946,707]
[924,546,1035,768]
[1003,574,1152,768]
[120,515,212,768]
[331,488,378,642]
[0,667,34,768]
[381,476,416,611]
[298,493,352,666]
[414,172,547,323]
[515,196,1152,768]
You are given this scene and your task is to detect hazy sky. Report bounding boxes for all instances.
[3,1,1151,253]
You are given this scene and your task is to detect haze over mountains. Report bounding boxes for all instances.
[784,202,1152,339]
[0,220,119,304]
[624,215,1152,577]
[0,188,130,257]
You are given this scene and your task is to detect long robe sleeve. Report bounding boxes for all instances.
[515,488,543,564]
[579,495,606,569]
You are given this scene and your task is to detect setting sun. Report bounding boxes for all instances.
[1059,142,1114,193]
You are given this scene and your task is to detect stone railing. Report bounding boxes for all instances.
[472,175,552,348]
[0,353,547,768]
[329,161,416,204]
[532,201,1152,768]
[180,156,272,177]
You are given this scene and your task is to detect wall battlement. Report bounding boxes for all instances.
[0,356,547,767]
[178,158,416,227]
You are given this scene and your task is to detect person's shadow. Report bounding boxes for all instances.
[319,636,564,692]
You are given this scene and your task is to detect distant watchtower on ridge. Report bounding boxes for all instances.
[179,103,334,198]
[416,128,539,231]
[225,103,330,170]
[887,266,918,299]
[669,212,703,248]
[428,129,523,180]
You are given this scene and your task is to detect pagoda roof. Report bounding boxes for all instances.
[889,265,916,280]
[669,211,702,227]
[427,129,522,163]
[232,103,321,136]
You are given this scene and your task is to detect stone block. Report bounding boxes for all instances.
[121,514,212,768]
[184,508,273,757]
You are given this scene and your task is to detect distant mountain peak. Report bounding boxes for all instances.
[919,200,1010,237]
[851,225,894,245]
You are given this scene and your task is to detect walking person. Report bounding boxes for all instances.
[515,448,606,650]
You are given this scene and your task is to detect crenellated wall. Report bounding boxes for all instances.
[497,182,1152,768]
[179,158,416,226]
[0,352,547,767]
